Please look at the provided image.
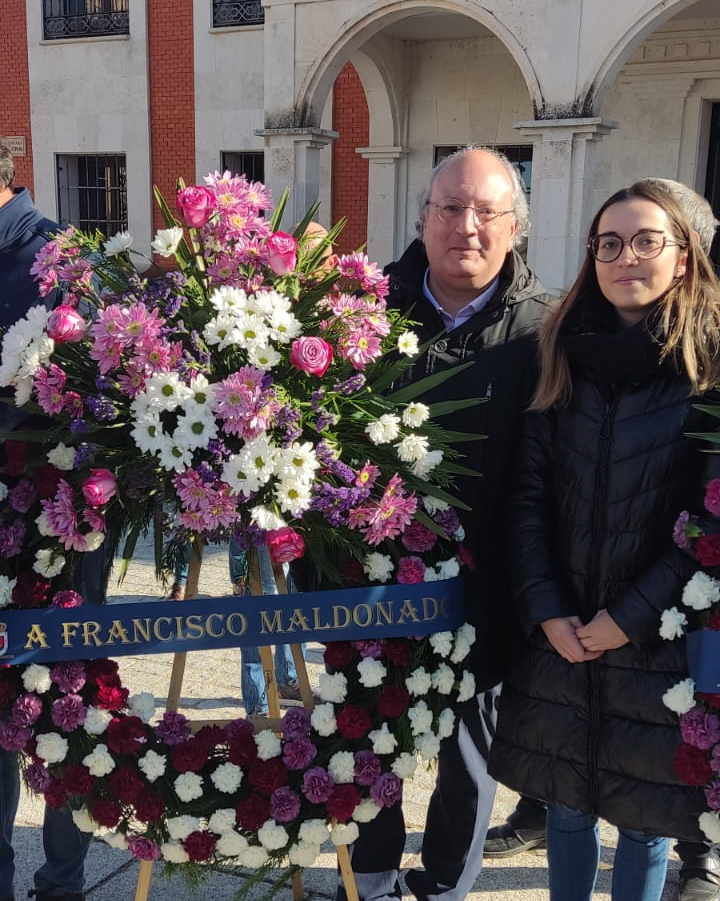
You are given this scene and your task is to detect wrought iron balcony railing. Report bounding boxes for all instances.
[212,0,264,28]
[43,0,129,40]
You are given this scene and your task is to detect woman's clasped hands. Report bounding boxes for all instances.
[541,610,629,663]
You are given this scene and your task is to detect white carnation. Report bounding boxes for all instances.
[83,531,105,552]
[456,671,476,703]
[310,703,337,736]
[429,632,453,658]
[405,667,432,696]
[451,624,476,661]
[363,552,394,583]
[662,677,696,715]
[174,772,204,802]
[299,819,330,846]
[0,575,16,608]
[437,558,460,580]
[415,732,441,760]
[700,811,720,844]
[211,762,243,793]
[437,708,456,739]
[33,548,65,578]
[72,807,98,833]
[217,831,249,858]
[128,692,155,723]
[369,722,398,755]
[151,227,184,257]
[208,809,238,835]
[391,752,418,780]
[138,749,166,782]
[317,671,348,704]
[104,230,133,255]
[397,330,420,356]
[167,815,200,841]
[237,845,269,868]
[250,506,286,531]
[255,730,282,760]
[328,751,355,784]
[22,664,52,693]
[258,820,289,851]
[408,701,434,736]
[682,571,720,611]
[83,743,116,777]
[659,606,689,641]
[352,799,382,823]
[288,840,321,866]
[161,842,190,864]
[431,663,455,695]
[357,658,387,688]
[46,443,76,471]
[331,822,360,846]
[36,733,68,764]
[84,706,112,736]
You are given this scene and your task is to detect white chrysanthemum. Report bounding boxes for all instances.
[267,308,302,344]
[237,433,278,482]
[0,306,51,387]
[211,762,244,793]
[255,730,282,760]
[363,552,394,583]
[288,840,321,866]
[274,477,313,516]
[328,751,355,784]
[408,701,434,736]
[203,313,241,350]
[157,441,194,474]
[142,372,193,411]
[185,373,216,408]
[391,753,419,784]
[331,822,360,846]
[402,403,430,427]
[161,841,190,864]
[235,310,271,351]
[22,664,52,693]
[429,632,453,658]
[369,722,398,755]
[216,831,249,858]
[431,663,455,695]
[83,743,116,777]
[700,811,720,844]
[659,606,689,641]
[396,434,430,463]
[83,531,105,552]
[248,344,282,370]
[0,575,16,608]
[365,413,401,445]
[662,677,696,715]
[130,409,169,457]
[413,450,444,479]
[437,708,456,739]
[456,671,476,703]
[278,442,320,485]
[209,285,249,314]
[208,809,238,835]
[415,732,441,760]
[299,819,330,845]
[104,230,133,255]
[250,506,286,531]
[128,692,155,723]
[222,454,264,497]
[72,807,98,833]
[36,733,68,764]
[175,772,204,802]
[682,571,720,611]
[405,667,432,697]
[174,409,219,451]
[310,703,337,737]
[250,288,292,317]
[317,671,348,704]
[103,831,128,850]
[357,658,387,688]
[84,706,112,735]
[46,442,76,471]
[237,845,269,868]
[352,799,382,823]
[258,820,289,851]
[151,226,184,257]
[32,548,65,579]
[437,558,460,580]
[397,330,420,356]
[167,815,201,841]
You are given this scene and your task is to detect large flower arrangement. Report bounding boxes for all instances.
[0,171,480,879]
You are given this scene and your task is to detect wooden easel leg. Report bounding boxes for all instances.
[133,857,154,901]
[336,843,360,901]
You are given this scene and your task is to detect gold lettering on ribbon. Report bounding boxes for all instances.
[226,612,247,637]
[352,604,373,627]
[106,620,131,644]
[397,600,420,624]
[332,606,351,628]
[153,617,173,641]
[422,597,439,620]
[185,615,206,639]
[312,608,332,630]
[25,624,49,649]
[131,619,152,643]
[375,602,393,626]
[61,622,80,647]
[287,609,310,632]
[82,621,103,646]
[205,613,225,638]
[260,610,285,634]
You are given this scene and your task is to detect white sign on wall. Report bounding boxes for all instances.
[1,137,26,156]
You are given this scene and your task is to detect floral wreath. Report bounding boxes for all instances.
[0,173,481,881]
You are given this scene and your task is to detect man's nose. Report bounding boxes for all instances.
[455,207,479,233]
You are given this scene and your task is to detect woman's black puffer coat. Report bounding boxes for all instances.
[488,303,711,843]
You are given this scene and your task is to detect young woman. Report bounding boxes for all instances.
[488,183,720,901]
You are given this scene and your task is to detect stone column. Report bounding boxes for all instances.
[356,145,409,267]
[256,127,338,227]
[514,117,617,292]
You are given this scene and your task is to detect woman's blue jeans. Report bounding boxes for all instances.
[546,803,668,901]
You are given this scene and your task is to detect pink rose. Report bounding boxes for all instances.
[46,305,87,343]
[289,336,333,377]
[81,468,117,507]
[266,527,306,563]
[176,186,216,228]
[705,479,720,516]
[266,231,298,275]
[127,836,162,861]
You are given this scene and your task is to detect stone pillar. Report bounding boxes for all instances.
[356,146,408,267]
[256,127,338,227]
[514,117,617,292]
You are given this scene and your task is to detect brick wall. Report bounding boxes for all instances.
[332,62,369,255]
[1,4,34,193]
[147,0,196,244]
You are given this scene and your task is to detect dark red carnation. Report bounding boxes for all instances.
[4,441,29,477]
[12,572,51,608]
[697,692,720,710]
[105,716,147,755]
[92,798,122,828]
[377,684,411,718]
[697,535,720,567]
[31,465,62,498]
[457,543,476,571]
[674,742,713,785]
[236,793,270,830]
[326,784,360,822]
[0,669,22,709]
[335,705,372,740]
[109,766,145,804]
[227,732,258,767]
[194,724,226,752]
[340,558,364,585]
[249,756,288,796]
[62,763,96,795]
[383,640,414,667]
[707,612,720,633]
[134,790,166,823]
[94,684,129,710]
[323,642,357,670]
[86,659,120,682]
[44,778,67,809]
[171,736,209,773]
[183,830,216,861]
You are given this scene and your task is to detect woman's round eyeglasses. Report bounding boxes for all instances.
[588,230,686,263]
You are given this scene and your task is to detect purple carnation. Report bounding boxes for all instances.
[706,782,720,810]
[283,737,317,771]
[302,766,335,803]
[51,694,87,732]
[11,693,43,726]
[680,709,720,750]
[50,661,87,693]
[672,511,697,550]
[225,717,255,741]
[9,480,36,513]
[282,707,311,739]
[154,710,192,745]
[370,772,403,808]
[352,640,385,660]
[0,521,25,557]
[0,720,32,752]
[712,745,720,775]
[354,750,381,786]
[25,762,52,793]
[433,507,461,536]
[270,786,302,822]
[401,520,438,553]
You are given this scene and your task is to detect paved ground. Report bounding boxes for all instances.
[11,540,683,901]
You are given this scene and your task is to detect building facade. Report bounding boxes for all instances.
[3,0,720,291]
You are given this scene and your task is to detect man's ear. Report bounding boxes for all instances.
[506,219,519,252]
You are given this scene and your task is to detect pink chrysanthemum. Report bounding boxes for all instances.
[338,329,383,369]
[34,364,67,415]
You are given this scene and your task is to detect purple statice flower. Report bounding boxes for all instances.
[310,389,325,412]
[352,640,385,660]
[370,772,403,808]
[50,661,87,694]
[315,440,339,468]
[0,521,25,557]
[196,461,219,483]
[706,782,720,810]
[225,717,255,741]
[282,707,311,739]
[73,443,96,468]
[69,418,89,435]
[9,480,36,514]
[85,396,118,423]
[25,762,52,793]
[0,720,32,752]
[51,694,87,732]
[680,708,720,750]
[283,737,318,771]
[95,375,115,392]
[207,439,230,460]
[315,412,338,432]
[11,693,43,726]
[353,750,381,786]
[154,710,192,745]
[163,294,183,318]
[333,373,366,395]
[270,786,302,823]
[301,766,335,803]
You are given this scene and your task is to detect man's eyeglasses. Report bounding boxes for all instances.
[588,230,687,263]
[426,201,514,226]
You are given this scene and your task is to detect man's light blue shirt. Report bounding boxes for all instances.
[423,269,499,332]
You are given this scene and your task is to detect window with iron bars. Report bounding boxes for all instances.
[212,0,264,28]
[433,144,533,197]
[56,154,128,237]
[220,151,264,183]
[43,0,129,40]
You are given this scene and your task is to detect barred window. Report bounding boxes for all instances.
[43,0,129,39]
[56,154,128,237]
[433,144,533,197]
[220,151,264,183]
[212,0,264,28]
